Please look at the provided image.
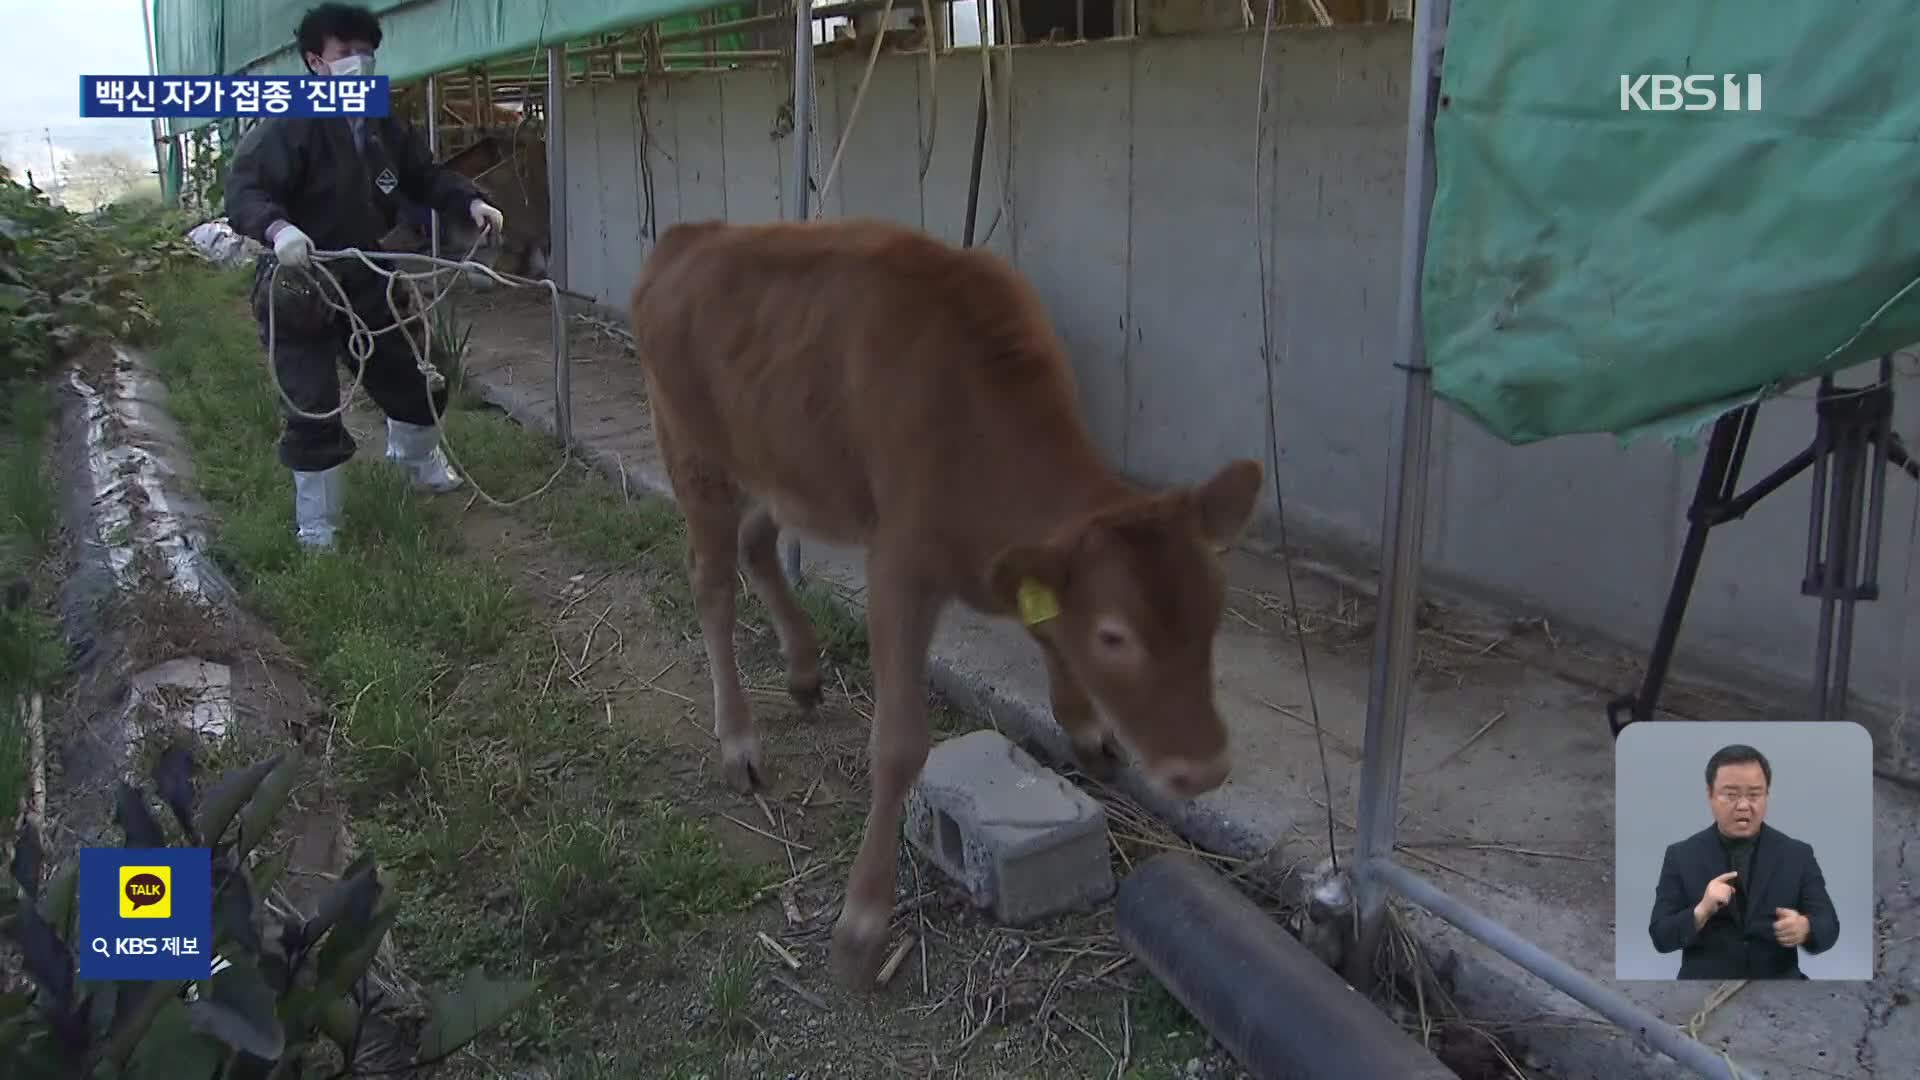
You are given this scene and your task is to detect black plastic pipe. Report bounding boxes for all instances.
[1115,853,1458,1080]
[961,72,988,248]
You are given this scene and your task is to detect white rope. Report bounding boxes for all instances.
[964,0,1017,246]
[262,234,481,425]
[917,0,938,182]
[806,16,825,212]
[1249,0,1340,870]
[989,0,1018,244]
[263,239,573,509]
[814,0,896,214]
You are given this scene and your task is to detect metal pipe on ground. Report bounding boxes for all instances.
[1371,859,1757,1079]
[1116,853,1459,1080]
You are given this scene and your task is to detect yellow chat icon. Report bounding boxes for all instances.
[119,865,172,919]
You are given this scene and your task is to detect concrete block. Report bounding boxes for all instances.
[904,729,1116,926]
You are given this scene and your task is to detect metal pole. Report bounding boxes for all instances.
[780,0,815,587]
[545,43,573,448]
[140,0,168,198]
[1347,12,1759,1079]
[1860,355,1895,591]
[962,73,988,248]
[1346,0,1446,990]
[426,73,441,260]
[1371,860,1758,1079]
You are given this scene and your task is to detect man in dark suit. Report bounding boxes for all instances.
[1648,743,1840,979]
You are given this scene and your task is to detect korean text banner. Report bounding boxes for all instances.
[84,73,391,117]
[82,76,391,119]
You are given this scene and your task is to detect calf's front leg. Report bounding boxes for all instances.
[1036,634,1125,781]
[830,557,942,989]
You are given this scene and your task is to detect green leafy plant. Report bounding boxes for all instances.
[0,166,198,381]
[0,744,534,1078]
[183,123,239,214]
[425,303,475,408]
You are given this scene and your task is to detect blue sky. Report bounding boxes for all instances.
[0,0,158,181]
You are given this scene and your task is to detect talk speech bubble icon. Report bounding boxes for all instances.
[121,869,170,917]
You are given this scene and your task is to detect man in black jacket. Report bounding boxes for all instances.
[1647,743,1840,979]
[225,3,504,549]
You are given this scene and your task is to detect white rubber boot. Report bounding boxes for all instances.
[384,418,464,494]
[292,465,345,550]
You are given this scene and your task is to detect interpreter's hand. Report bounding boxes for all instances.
[1773,907,1811,948]
[470,199,504,238]
[1696,871,1739,920]
[270,221,313,268]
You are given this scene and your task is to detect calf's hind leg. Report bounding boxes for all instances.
[658,426,764,792]
[685,493,767,791]
[738,504,823,711]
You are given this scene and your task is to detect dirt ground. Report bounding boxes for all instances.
[335,399,1277,1080]
[428,282,1530,1080]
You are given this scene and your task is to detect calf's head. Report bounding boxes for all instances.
[990,458,1264,801]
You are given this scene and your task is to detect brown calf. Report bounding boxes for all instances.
[629,217,1263,988]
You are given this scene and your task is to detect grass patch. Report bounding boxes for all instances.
[137,261,786,1066]
[1124,981,1213,1076]
[705,940,756,1040]
[0,380,62,836]
[437,401,870,673]
[0,383,57,559]
[507,799,764,942]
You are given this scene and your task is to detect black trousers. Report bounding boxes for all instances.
[250,256,449,473]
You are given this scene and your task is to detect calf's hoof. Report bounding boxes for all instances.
[787,670,823,713]
[721,739,768,793]
[1072,735,1127,782]
[829,913,890,991]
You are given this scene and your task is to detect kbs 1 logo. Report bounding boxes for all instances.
[1619,74,1763,112]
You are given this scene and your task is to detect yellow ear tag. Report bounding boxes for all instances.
[1017,579,1060,626]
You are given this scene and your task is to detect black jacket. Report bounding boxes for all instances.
[1648,822,1839,980]
[225,114,480,253]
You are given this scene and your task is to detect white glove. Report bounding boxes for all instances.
[470,199,504,238]
[270,222,313,268]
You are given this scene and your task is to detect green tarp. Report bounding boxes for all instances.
[1423,0,1920,446]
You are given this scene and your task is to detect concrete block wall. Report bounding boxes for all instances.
[552,25,1920,750]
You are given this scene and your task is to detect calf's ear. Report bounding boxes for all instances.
[1189,458,1264,544]
[986,542,1070,621]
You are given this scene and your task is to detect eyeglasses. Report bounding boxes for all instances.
[1713,789,1767,806]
